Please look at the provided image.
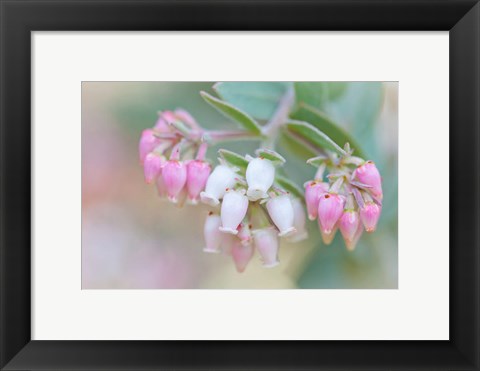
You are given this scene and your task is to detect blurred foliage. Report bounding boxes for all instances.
[214,82,290,120]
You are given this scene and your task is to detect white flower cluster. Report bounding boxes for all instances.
[200,155,307,272]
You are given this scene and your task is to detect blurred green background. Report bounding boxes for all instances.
[81,81,398,289]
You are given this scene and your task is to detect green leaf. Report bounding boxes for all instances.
[213,82,290,120]
[275,175,304,200]
[200,91,262,135]
[285,119,346,156]
[327,82,383,134]
[218,149,249,172]
[325,82,383,158]
[255,148,286,166]
[294,82,328,110]
[277,130,317,160]
[291,104,365,158]
[325,82,348,100]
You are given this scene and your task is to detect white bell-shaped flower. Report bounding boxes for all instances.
[253,227,279,268]
[219,189,249,235]
[203,212,223,253]
[266,194,296,237]
[288,197,308,242]
[246,158,275,201]
[200,165,237,206]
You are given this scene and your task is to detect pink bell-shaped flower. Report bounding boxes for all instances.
[161,160,187,203]
[253,227,279,268]
[174,109,200,130]
[154,110,176,131]
[304,181,329,220]
[246,158,275,201]
[143,153,164,184]
[186,160,211,204]
[175,186,188,208]
[353,161,383,200]
[318,193,345,234]
[345,223,364,251]
[200,165,237,206]
[203,212,223,253]
[138,129,160,164]
[156,174,167,198]
[220,233,237,256]
[320,226,337,245]
[289,198,308,242]
[231,240,254,273]
[219,189,249,235]
[237,222,252,246]
[338,209,360,245]
[360,201,381,232]
[266,194,296,237]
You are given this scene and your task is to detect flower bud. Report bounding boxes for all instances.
[318,193,345,234]
[143,153,164,184]
[253,227,279,268]
[155,110,176,131]
[338,209,360,245]
[156,174,167,198]
[246,158,275,201]
[175,186,188,208]
[186,160,211,204]
[203,213,223,253]
[200,165,237,206]
[360,201,381,232]
[220,233,237,256]
[266,195,296,237]
[231,241,254,273]
[219,189,249,235]
[320,226,337,245]
[353,161,383,199]
[237,222,252,246]
[161,160,187,203]
[304,181,329,220]
[345,223,364,251]
[139,129,160,164]
[289,198,308,242]
[174,109,199,129]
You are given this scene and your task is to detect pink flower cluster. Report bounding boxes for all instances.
[201,157,308,272]
[139,109,383,271]
[139,110,211,206]
[305,157,383,251]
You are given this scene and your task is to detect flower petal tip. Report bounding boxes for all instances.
[345,242,356,252]
[278,227,297,237]
[246,189,267,201]
[200,192,220,207]
[203,247,221,254]
[219,227,239,235]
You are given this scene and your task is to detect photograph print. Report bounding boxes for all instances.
[82,81,398,289]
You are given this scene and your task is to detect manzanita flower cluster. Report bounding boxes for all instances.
[138,109,308,272]
[138,82,384,274]
[304,145,383,251]
[200,154,308,272]
[139,109,212,206]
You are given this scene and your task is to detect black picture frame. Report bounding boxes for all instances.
[1,1,479,370]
